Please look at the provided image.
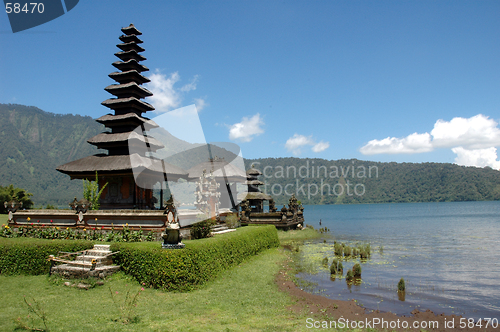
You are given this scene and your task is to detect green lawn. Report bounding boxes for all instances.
[0,229,333,332]
[0,214,8,226]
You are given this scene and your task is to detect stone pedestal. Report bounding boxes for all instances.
[161,228,185,249]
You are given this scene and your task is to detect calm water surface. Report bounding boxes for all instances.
[298,201,500,320]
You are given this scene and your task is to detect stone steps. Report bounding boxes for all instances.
[51,244,120,278]
[211,224,237,235]
[53,265,121,274]
[212,228,236,235]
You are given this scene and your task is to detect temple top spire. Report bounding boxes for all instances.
[121,23,142,36]
[101,23,153,118]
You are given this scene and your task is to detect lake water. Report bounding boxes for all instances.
[297,201,500,320]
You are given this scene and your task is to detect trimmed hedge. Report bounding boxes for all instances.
[111,225,279,291]
[0,225,279,291]
[0,238,94,275]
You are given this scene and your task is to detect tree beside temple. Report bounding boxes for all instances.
[0,184,33,213]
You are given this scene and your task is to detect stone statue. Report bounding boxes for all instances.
[269,199,277,212]
[288,194,298,213]
[162,195,184,249]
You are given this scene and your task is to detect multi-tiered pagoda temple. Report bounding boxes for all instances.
[238,165,304,230]
[240,165,272,212]
[57,24,187,209]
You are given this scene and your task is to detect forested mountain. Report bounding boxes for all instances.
[0,103,104,207]
[1,103,499,207]
[243,158,500,206]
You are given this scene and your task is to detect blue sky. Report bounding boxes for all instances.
[1,1,499,168]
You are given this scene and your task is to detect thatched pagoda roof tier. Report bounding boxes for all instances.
[108,70,150,84]
[96,113,159,129]
[101,97,155,113]
[121,24,142,36]
[187,159,246,182]
[244,180,264,186]
[112,59,149,73]
[87,132,164,150]
[57,154,188,181]
[114,50,146,62]
[246,167,262,176]
[119,34,143,44]
[238,192,272,201]
[104,82,152,99]
[117,42,145,53]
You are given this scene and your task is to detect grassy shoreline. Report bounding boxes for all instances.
[0,250,302,331]
[0,225,328,331]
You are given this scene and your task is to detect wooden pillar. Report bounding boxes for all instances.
[160,188,163,210]
[133,183,136,208]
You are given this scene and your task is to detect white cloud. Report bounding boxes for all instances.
[285,134,314,155]
[193,97,208,112]
[360,133,432,155]
[312,141,330,153]
[147,71,181,113]
[452,147,500,169]
[229,113,264,142]
[285,134,330,155]
[431,115,500,149]
[360,114,500,169]
[146,70,202,113]
[180,75,199,92]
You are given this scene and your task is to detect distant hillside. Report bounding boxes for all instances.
[243,158,500,206]
[1,103,499,207]
[0,103,104,207]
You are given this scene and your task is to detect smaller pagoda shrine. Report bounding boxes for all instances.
[239,165,304,230]
[240,165,272,212]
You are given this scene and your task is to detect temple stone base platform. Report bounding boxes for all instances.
[50,245,120,278]
[10,208,204,232]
